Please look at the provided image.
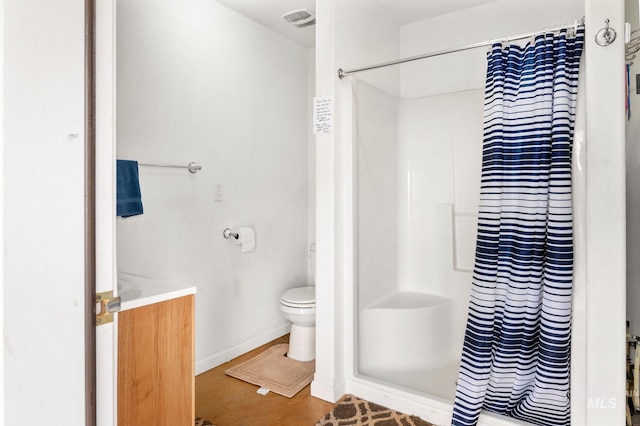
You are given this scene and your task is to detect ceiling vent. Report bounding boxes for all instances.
[282,9,316,28]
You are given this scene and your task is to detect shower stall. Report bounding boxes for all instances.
[312,1,626,425]
[348,73,585,426]
[349,33,586,426]
[354,79,483,402]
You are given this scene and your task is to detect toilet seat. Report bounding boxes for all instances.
[280,287,315,308]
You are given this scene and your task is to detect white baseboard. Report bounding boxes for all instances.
[195,324,290,375]
[311,378,346,403]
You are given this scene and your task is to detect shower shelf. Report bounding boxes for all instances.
[359,291,458,384]
[365,291,451,310]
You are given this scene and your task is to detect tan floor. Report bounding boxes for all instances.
[195,335,335,426]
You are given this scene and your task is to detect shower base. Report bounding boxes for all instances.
[360,359,460,401]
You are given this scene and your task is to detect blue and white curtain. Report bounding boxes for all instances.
[451,27,584,426]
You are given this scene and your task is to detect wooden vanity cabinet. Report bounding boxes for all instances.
[117,295,195,425]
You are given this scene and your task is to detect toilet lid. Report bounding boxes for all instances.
[281,287,315,305]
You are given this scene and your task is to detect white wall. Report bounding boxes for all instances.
[115,0,310,373]
[400,0,585,98]
[582,1,627,424]
[3,0,87,424]
[626,0,640,337]
[334,1,401,97]
[308,48,317,262]
[312,0,401,402]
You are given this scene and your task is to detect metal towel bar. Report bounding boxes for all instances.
[138,161,202,174]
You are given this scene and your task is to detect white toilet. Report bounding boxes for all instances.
[280,244,316,362]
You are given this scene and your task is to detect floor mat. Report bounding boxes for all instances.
[315,394,434,426]
[224,343,315,398]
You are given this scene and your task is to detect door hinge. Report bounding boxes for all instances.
[96,291,121,326]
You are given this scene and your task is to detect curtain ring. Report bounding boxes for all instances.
[595,19,617,46]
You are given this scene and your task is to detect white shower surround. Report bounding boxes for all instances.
[355,82,483,404]
[312,0,626,425]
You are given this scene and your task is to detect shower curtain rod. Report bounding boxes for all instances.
[338,19,585,79]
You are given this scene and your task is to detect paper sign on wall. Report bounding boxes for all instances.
[313,96,333,134]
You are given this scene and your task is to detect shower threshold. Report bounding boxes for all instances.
[359,359,460,402]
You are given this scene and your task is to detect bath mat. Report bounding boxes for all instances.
[224,343,315,398]
[195,417,214,426]
[315,394,434,426]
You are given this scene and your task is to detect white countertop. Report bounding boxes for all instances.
[118,272,197,311]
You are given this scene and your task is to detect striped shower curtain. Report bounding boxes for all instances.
[451,27,584,426]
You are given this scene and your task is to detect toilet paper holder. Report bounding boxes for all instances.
[223,228,239,240]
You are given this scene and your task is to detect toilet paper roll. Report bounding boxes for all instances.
[231,226,255,253]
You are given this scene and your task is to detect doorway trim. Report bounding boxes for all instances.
[85,0,97,424]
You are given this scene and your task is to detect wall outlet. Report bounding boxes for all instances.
[214,184,223,201]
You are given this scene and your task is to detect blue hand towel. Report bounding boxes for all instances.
[116,159,144,217]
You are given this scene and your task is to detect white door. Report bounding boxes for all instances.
[2,0,100,424]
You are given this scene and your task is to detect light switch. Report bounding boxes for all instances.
[214,184,223,201]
